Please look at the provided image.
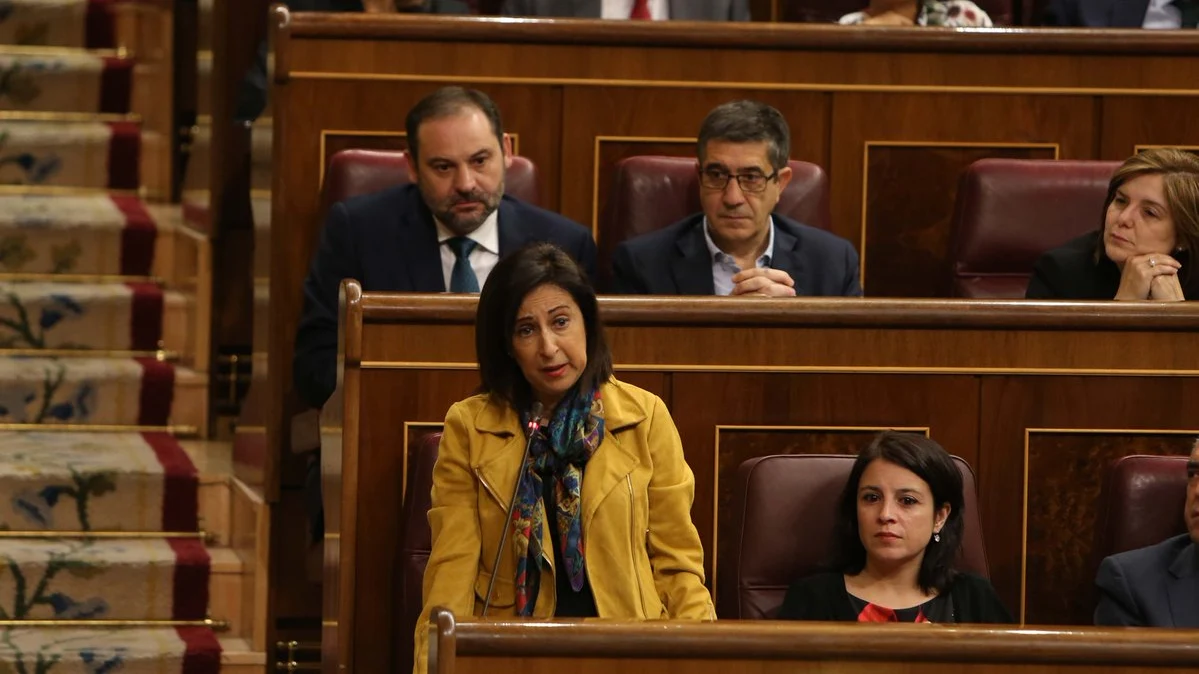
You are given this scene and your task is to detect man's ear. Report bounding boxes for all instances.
[776,165,793,191]
[502,133,514,169]
[405,154,419,183]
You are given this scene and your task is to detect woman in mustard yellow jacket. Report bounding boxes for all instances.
[414,243,714,673]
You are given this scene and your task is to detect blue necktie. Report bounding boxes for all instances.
[446,237,480,293]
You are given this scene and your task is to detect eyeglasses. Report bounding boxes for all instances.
[699,167,779,194]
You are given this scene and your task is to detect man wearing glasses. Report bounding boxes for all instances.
[1094,442,1199,627]
[609,100,861,297]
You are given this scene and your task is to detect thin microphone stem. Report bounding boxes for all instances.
[482,401,543,616]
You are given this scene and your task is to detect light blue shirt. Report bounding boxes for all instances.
[702,217,775,296]
[1144,0,1182,28]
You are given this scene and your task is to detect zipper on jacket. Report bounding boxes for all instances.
[627,474,649,619]
[474,468,508,512]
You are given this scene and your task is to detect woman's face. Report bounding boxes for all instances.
[856,459,950,572]
[510,284,588,412]
[1103,173,1177,267]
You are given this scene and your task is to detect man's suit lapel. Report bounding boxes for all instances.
[770,218,808,296]
[1167,542,1199,628]
[671,220,716,295]
[1110,0,1151,26]
[397,199,445,291]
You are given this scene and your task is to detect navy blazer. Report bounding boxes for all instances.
[293,184,597,408]
[1095,534,1199,628]
[1043,0,1151,26]
[608,213,862,297]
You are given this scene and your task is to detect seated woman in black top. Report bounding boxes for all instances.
[1026,148,1199,301]
[779,432,1012,624]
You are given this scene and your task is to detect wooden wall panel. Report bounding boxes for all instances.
[863,144,1057,297]
[1100,97,1199,159]
[1024,431,1194,626]
[978,376,1199,623]
[829,93,1094,296]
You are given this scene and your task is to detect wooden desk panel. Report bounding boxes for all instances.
[323,290,1199,674]
[431,613,1199,674]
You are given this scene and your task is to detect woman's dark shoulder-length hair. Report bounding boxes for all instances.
[475,242,613,410]
[833,431,966,595]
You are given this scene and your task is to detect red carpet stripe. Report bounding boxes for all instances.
[141,432,199,532]
[98,57,133,114]
[105,121,141,190]
[168,538,211,621]
[176,626,222,674]
[135,357,175,426]
[112,195,157,276]
[126,282,164,351]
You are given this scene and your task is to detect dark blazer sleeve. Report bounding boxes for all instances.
[951,573,1015,624]
[841,242,863,297]
[778,573,849,621]
[1041,0,1080,25]
[609,241,651,295]
[294,201,358,410]
[1025,251,1068,299]
[1094,555,1145,626]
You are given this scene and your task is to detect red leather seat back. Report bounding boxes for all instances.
[1093,455,1189,561]
[720,453,989,620]
[395,431,441,673]
[321,149,540,210]
[948,159,1119,298]
[599,155,829,288]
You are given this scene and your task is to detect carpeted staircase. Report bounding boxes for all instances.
[0,1,261,672]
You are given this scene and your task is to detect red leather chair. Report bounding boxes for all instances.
[782,0,1012,24]
[1093,455,1189,562]
[719,453,989,620]
[395,431,441,673]
[321,149,541,208]
[947,159,1119,298]
[599,155,830,289]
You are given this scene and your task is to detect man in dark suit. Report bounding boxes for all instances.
[1043,0,1199,28]
[609,100,861,297]
[1094,442,1199,627]
[294,86,596,410]
[501,0,749,20]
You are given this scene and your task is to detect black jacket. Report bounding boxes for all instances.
[1042,0,1150,27]
[1025,230,1197,300]
[778,571,1014,624]
[293,184,596,409]
[609,212,862,297]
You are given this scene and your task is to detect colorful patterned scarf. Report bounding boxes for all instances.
[510,387,605,616]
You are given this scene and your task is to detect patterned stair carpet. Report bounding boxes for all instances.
[0,628,220,674]
[0,120,139,190]
[0,282,173,352]
[0,432,197,532]
[0,51,133,113]
[0,357,174,426]
[0,195,158,276]
[0,1,122,50]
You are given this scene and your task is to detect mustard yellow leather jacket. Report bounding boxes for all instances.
[414,378,714,673]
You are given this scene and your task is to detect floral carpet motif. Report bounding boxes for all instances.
[0,195,157,276]
[0,627,220,674]
[0,357,173,426]
[0,52,129,113]
[0,432,197,532]
[0,282,165,351]
[0,121,138,189]
[0,1,90,49]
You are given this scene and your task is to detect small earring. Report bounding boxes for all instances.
[933,533,941,543]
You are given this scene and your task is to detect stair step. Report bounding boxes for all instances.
[0,50,133,114]
[0,431,203,533]
[187,122,271,193]
[0,281,190,354]
[0,626,226,672]
[0,194,163,277]
[0,119,139,190]
[0,357,205,429]
[0,538,236,621]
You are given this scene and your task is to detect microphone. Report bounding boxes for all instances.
[482,401,544,616]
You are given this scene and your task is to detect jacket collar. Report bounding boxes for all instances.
[472,379,646,437]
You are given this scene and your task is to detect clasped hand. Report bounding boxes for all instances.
[731,268,797,297]
[1114,253,1185,301]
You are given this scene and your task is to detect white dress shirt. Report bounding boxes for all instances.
[702,217,776,296]
[601,0,669,20]
[435,209,500,292]
[1143,0,1183,28]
